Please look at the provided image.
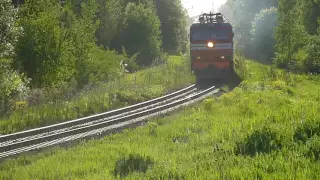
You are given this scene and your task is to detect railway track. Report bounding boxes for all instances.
[0,84,218,159]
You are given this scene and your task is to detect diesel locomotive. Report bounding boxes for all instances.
[189,12,234,82]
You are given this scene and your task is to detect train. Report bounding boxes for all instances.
[189,12,234,83]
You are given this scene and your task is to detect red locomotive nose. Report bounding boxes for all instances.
[189,12,234,82]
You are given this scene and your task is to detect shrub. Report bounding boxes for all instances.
[304,136,320,161]
[234,55,248,80]
[0,58,30,113]
[203,98,214,111]
[294,119,320,143]
[235,126,284,156]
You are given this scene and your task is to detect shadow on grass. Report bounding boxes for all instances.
[235,126,284,157]
[113,154,154,178]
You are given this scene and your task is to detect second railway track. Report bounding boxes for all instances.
[0,84,218,159]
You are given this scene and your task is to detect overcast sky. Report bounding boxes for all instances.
[182,0,227,16]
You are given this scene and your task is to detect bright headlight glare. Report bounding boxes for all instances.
[207,42,214,48]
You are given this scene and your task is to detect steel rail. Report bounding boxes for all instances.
[0,85,218,159]
[0,84,196,143]
[0,86,198,148]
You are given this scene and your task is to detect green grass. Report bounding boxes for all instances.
[1,58,320,179]
[0,55,195,134]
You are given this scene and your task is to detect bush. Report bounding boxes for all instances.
[203,98,214,111]
[0,58,30,112]
[86,47,123,85]
[304,136,320,161]
[294,119,320,143]
[235,126,284,156]
[291,48,309,72]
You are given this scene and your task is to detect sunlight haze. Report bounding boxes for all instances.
[182,0,227,17]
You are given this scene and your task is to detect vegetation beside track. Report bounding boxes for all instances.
[0,55,194,135]
[0,0,190,135]
[1,57,319,179]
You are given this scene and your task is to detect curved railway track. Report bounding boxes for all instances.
[0,84,218,159]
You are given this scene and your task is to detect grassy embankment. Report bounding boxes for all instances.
[0,56,194,134]
[1,56,320,179]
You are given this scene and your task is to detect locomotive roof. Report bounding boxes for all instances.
[191,12,233,29]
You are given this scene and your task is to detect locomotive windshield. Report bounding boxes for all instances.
[191,28,231,40]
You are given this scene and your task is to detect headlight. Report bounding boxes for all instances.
[207,42,214,48]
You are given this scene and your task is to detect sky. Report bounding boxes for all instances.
[182,0,227,17]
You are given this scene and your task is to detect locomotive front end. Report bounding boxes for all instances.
[190,12,234,82]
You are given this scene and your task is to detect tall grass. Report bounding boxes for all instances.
[0,56,194,134]
[0,58,319,179]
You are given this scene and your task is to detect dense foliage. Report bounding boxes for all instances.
[119,2,162,66]
[0,0,188,114]
[274,0,320,73]
[219,0,278,56]
[250,7,278,63]
[154,0,188,53]
[0,0,18,58]
[15,0,75,87]
[0,0,29,112]
[219,0,320,72]
[0,56,194,134]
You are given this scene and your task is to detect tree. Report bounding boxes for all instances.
[306,36,320,73]
[99,0,188,55]
[65,0,123,87]
[299,0,320,35]
[274,0,320,72]
[217,2,233,22]
[250,7,278,63]
[274,0,301,69]
[66,0,101,87]
[0,1,29,111]
[154,0,188,54]
[14,1,74,87]
[0,0,18,58]
[95,0,124,48]
[225,0,278,54]
[5,0,187,90]
[119,2,162,66]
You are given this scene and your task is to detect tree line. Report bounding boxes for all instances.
[0,0,188,110]
[219,0,319,73]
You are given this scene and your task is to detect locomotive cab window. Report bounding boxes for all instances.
[191,28,232,41]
